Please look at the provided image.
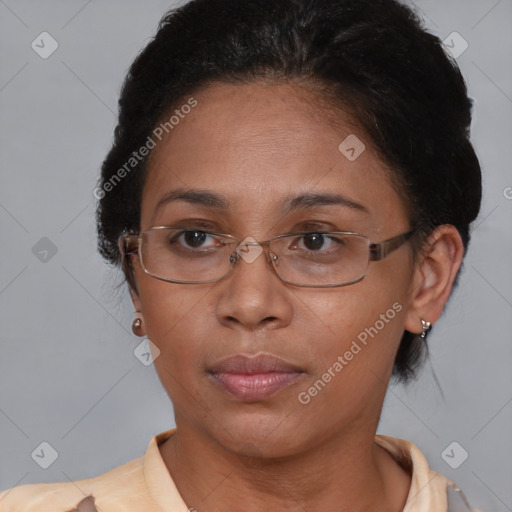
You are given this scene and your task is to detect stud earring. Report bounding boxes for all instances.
[420,319,432,340]
[132,312,144,336]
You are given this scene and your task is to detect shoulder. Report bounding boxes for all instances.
[0,456,146,512]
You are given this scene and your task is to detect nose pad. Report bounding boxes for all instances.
[230,245,279,270]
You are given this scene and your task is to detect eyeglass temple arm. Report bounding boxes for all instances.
[118,233,140,257]
[369,230,415,261]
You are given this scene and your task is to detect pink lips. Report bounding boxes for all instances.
[208,353,304,401]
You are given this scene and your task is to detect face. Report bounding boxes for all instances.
[131,82,417,458]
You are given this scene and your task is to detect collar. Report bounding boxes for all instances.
[374,434,450,512]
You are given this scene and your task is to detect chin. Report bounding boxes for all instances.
[204,410,314,459]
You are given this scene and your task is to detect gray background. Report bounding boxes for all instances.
[0,1,511,510]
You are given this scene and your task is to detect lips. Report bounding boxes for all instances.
[208,353,305,401]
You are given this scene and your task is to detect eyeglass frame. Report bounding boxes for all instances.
[118,225,416,288]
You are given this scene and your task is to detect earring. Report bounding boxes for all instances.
[132,312,144,336]
[420,319,432,340]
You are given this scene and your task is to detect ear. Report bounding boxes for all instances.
[129,285,143,313]
[404,225,465,336]
[125,253,143,312]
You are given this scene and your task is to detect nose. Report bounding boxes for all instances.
[214,241,294,332]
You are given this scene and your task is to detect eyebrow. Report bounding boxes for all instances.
[154,188,368,214]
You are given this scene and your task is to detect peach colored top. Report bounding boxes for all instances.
[0,429,482,512]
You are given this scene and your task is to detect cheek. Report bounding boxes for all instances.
[295,287,406,420]
[138,279,214,367]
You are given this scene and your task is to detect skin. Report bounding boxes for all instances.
[128,82,464,512]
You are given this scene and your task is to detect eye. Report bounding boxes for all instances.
[292,233,340,252]
[171,230,218,250]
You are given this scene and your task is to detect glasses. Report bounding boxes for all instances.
[119,226,415,288]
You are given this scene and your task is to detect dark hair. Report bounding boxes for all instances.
[95,0,482,384]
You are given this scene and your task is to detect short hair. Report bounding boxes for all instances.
[96,0,482,383]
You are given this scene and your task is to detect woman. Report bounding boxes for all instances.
[0,0,484,510]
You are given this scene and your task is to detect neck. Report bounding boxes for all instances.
[159,420,411,512]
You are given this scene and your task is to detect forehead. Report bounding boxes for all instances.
[140,82,408,232]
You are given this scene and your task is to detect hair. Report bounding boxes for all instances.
[95,0,482,384]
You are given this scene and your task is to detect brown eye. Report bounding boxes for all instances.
[168,230,213,249]
[182,230,209,248]
[301,233,326,251]
[292,233,339,252]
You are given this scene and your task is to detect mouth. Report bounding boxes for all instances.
[207,353,305,401]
